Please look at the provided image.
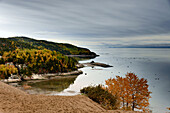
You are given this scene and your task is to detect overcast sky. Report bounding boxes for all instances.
[0,0,170,47]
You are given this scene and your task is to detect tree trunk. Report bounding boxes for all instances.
[132,102,135,111]
[14,63,25,81]
[132,94,135,111]
[123,97,124,109]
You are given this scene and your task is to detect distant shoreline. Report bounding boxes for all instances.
[66,54,99,58]
[108,47,170,48]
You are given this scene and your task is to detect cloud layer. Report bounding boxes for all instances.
[0,0,170,46]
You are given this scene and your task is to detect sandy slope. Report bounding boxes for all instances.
[0,81,142,113]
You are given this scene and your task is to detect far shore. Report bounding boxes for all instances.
[66,54,99,58]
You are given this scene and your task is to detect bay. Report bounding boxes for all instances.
[56,47,170,113]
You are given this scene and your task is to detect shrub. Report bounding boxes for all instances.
[80,85,119,110]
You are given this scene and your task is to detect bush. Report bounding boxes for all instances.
[80,85,119,110]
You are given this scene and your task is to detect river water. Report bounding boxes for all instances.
[55,47,170,113]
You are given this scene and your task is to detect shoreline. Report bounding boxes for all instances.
[1,70,83,83]
[1,61,112,83]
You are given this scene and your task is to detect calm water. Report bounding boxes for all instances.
[55,47,170,113]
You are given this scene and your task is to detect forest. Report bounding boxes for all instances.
[0,37,95,80]
[0,49,78,80]
[0,37,97,56]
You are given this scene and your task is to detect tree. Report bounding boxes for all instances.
[0,64,18,79]
[105,73,151,112]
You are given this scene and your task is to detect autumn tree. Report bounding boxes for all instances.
[0,64,18,79]
[105,73,151,112]
[167,107,170,111]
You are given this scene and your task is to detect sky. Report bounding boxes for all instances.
[0,0,170,47]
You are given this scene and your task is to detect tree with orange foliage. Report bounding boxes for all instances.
[105,73,151,112]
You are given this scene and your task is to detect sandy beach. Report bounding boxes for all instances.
[0,81,143,113]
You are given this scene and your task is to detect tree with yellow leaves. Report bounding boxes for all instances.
[0,64,18,79]
[105,73,151,112]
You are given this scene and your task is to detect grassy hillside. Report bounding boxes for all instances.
[0,36,97,56]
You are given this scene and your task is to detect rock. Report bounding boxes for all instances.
[76,63,84,68]
[90,61,95,63]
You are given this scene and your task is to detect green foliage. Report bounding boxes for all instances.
[80,85,119,110]
[0,38,37,55]
[0,37,96,55]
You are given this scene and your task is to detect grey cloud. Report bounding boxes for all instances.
[0,0,170,46]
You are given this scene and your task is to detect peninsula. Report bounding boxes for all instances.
[0,37,97,81]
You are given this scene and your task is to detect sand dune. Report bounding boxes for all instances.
[0,81,142,113]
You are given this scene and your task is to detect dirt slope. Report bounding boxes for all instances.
[0,81,142,113]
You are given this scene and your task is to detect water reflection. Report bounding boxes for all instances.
[19,76,78,94]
